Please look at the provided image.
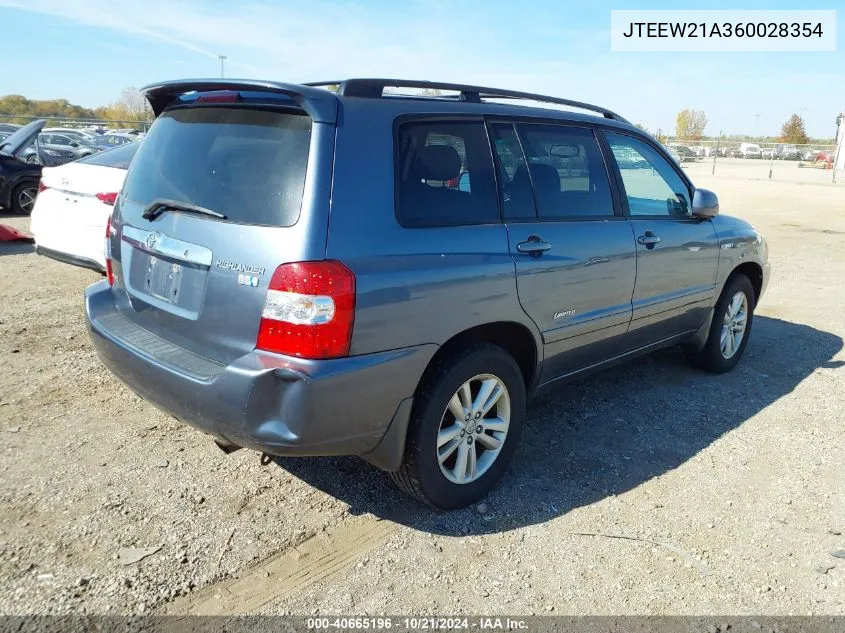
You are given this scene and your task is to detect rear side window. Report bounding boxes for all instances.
[77,142,140,169]
[122,107,311,227]
[395,120,499,227]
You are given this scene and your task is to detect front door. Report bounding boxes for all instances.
[488,121,637,382]
[603,131,719,348]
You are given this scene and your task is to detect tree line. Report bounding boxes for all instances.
[0,87,152,127]
[636,108,833,145]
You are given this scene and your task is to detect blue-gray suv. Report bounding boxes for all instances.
[85,78,769,509]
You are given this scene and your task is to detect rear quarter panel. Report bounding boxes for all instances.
[325,100,542,357]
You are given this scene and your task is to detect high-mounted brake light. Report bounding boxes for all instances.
[196,90,242,104]
[256,261,356,359]
[104,217,115,285]
[96,192,118,206]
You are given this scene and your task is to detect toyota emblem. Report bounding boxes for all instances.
[146,232,161,250]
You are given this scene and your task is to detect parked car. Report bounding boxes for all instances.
[98,134,134,147]
[774,144,799,160]
[0,123,22,134]
[43,127,100,142]
[739,143,762,158]
[799,147,821,161]
[0,120,44,214]
[669,145,697,162]
[37,132,102,165]
[106,129,146,139]
[85,78,769,509]
[761,148,775,159]
[31,142,139,271]
[46,132,115,152]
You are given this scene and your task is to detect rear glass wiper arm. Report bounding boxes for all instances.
[142,198,227,221]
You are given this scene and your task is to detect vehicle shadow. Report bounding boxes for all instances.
[274,315,843,535]
[0,241,35,256]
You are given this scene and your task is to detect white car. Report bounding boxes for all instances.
[739,142,762,159]
[31,142,139,272]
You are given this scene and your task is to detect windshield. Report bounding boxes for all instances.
[121,106,311,227]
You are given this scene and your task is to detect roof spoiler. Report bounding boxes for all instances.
[140,79,338,123]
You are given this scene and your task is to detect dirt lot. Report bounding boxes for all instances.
[1,168,843,616]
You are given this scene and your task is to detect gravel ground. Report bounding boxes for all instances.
[0,173,843,616]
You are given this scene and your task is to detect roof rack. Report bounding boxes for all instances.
[303,78,629,123]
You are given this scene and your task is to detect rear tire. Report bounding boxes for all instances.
[390,343,526,510]
[11,183,37,215]
[686,274,755,373]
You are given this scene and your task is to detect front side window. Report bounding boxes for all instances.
[514,124,614,219]
[395,120,499,227]
[605,132,691,217]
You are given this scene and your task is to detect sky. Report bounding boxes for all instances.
[0,0,842,138]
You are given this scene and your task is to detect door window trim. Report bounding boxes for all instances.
[598,128,697,221]
[485,117,626,223]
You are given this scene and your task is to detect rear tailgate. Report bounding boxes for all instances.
[108,86,337,365]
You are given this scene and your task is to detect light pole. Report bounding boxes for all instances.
[218,55,227,78]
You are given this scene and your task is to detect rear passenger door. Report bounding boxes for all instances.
[488,121,637,382]
[602,132,719,347]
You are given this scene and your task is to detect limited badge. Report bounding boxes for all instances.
[237,274,259,287]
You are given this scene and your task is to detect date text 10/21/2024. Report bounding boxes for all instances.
[305,617,528,630]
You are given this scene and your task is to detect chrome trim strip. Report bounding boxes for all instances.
[122,225,213,267]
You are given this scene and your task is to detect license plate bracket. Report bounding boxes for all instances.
[144,256,183,304]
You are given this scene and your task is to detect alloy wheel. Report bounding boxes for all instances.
[436,373,511,485]
[720,291,748,359]
[18,187,37,214]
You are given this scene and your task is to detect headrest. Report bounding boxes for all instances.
[414,144,462,181]
[514,162,559,190]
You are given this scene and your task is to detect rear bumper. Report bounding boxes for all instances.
[36,245,105,273]
[30,191,109,271]
[85,280,435,469]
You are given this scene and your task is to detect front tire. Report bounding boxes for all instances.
[687,274,755,373]
[391,343,526,509]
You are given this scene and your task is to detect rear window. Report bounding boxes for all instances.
[77,142,140,169]
[121,107,311,227]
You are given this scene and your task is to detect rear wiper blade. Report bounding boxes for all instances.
[142,198,227,221]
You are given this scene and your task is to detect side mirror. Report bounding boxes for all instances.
[692,188,719,218]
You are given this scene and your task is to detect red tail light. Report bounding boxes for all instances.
[104,217,114,285]
[256,261,355,359]
[38,180,48,193]
[96,192,118,206]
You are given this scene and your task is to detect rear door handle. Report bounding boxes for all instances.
[516,238,552,257]
[637,232,661,247]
